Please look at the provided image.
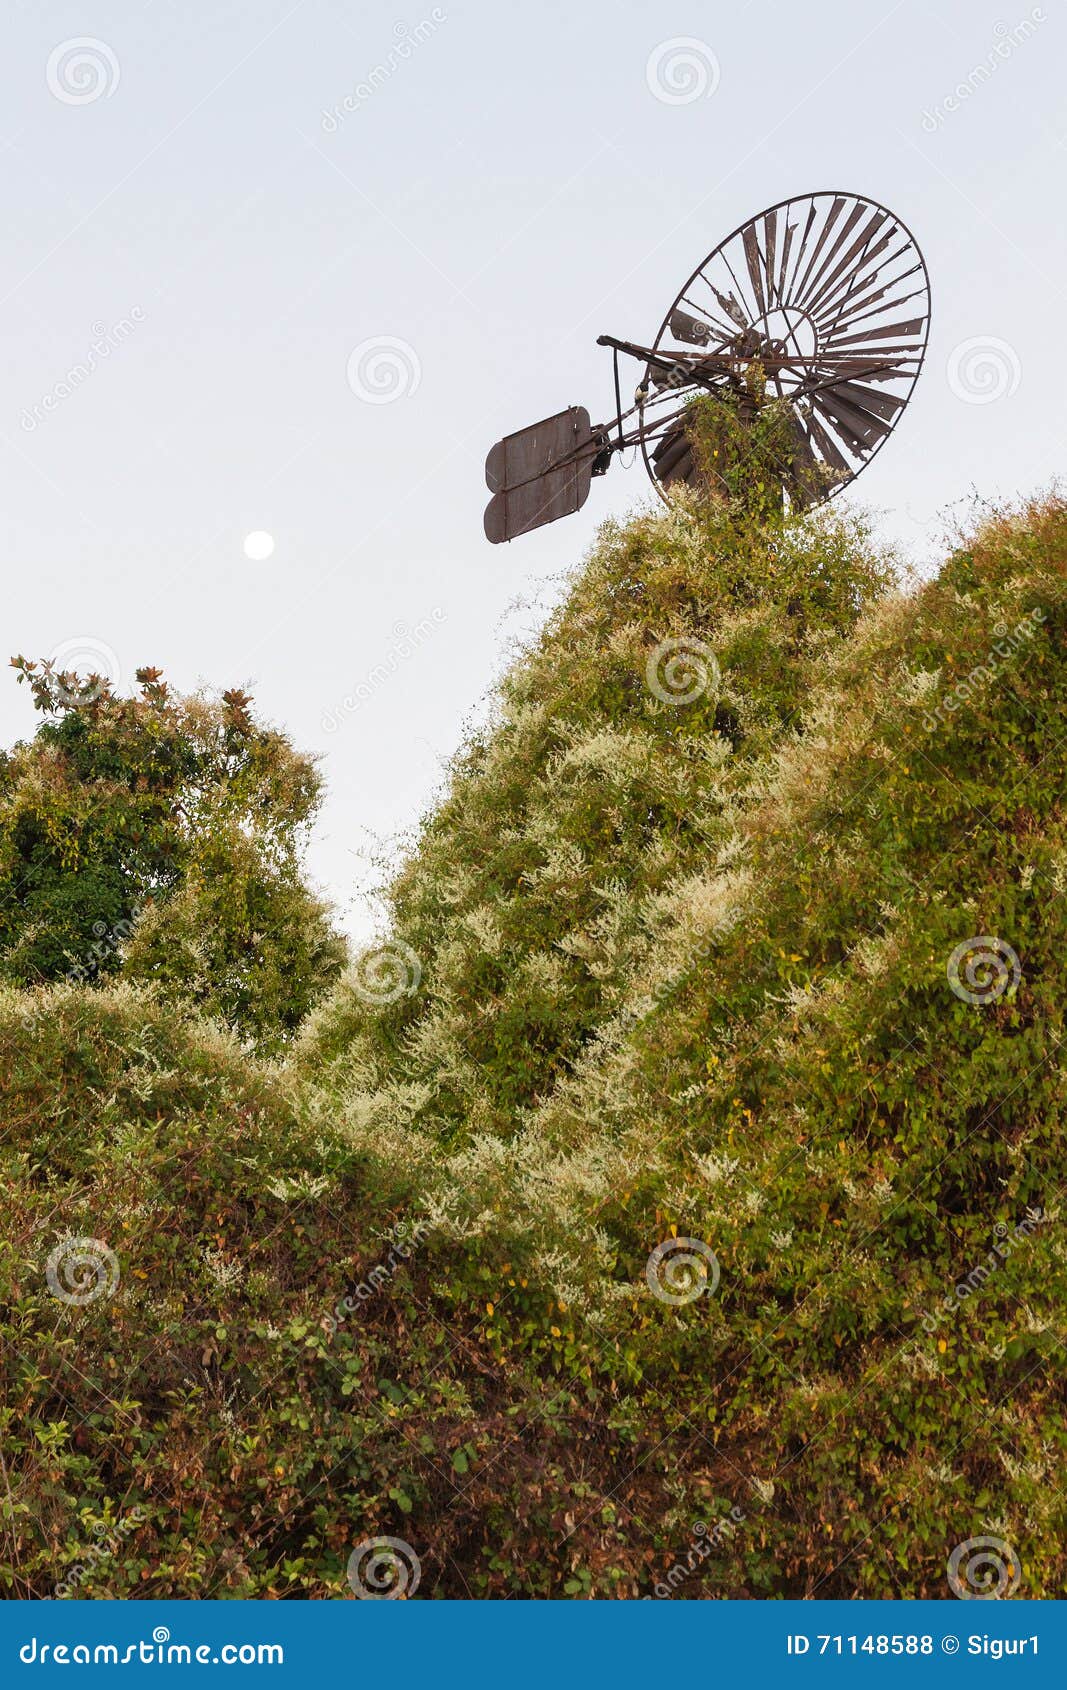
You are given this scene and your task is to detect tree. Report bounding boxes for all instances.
[0,657,346,1050]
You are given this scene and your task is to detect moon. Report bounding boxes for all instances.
[243,530,275,561]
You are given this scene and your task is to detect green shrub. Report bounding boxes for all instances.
[0,663,345,1053]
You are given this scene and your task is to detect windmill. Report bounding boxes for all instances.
[484,191,930,543]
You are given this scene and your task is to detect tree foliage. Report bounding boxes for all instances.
[0,659,345,1049]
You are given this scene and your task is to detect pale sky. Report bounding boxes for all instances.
[3,0,1063,938]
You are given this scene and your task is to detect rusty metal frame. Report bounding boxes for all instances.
[482,190,931,541]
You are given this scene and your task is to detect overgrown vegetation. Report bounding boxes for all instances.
[683,366,835,515]
[3,491,1067,1598]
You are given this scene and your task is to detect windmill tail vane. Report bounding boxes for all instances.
[483,191,931,544]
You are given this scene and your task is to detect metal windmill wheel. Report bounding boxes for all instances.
[483,189,931,542]
[636,190,931,505]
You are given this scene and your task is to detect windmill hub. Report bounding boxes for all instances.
[757,305,818,362]
[483,190,931,543]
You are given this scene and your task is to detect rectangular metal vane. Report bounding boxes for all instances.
[484,406,597,543]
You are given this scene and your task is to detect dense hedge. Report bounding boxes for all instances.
[3,495,1066,1598]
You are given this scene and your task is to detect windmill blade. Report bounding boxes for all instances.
[710,284,749,329]
[812,239,917,316]
[803,407,852,474]
[811,241,916,330]
[813,275,892,333]
[783,199,820,302]
[784,408,830,507]
[741,223,768,316]
[804,355,916,374]
[799,201,871,305]
[791,195,848,303]
[827,317,926,348]
[813,270,924,337]
[763,208,779,304]
[679,291,737,341]
[777,218,797,307]
[804,223,898,324]
[799,211,891,315]
[813,387,893,449]
[669,306,713,346]
[653,428,696,481]
[821,286,927,343]
[831,380,907,422]
[811,403,867,456]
